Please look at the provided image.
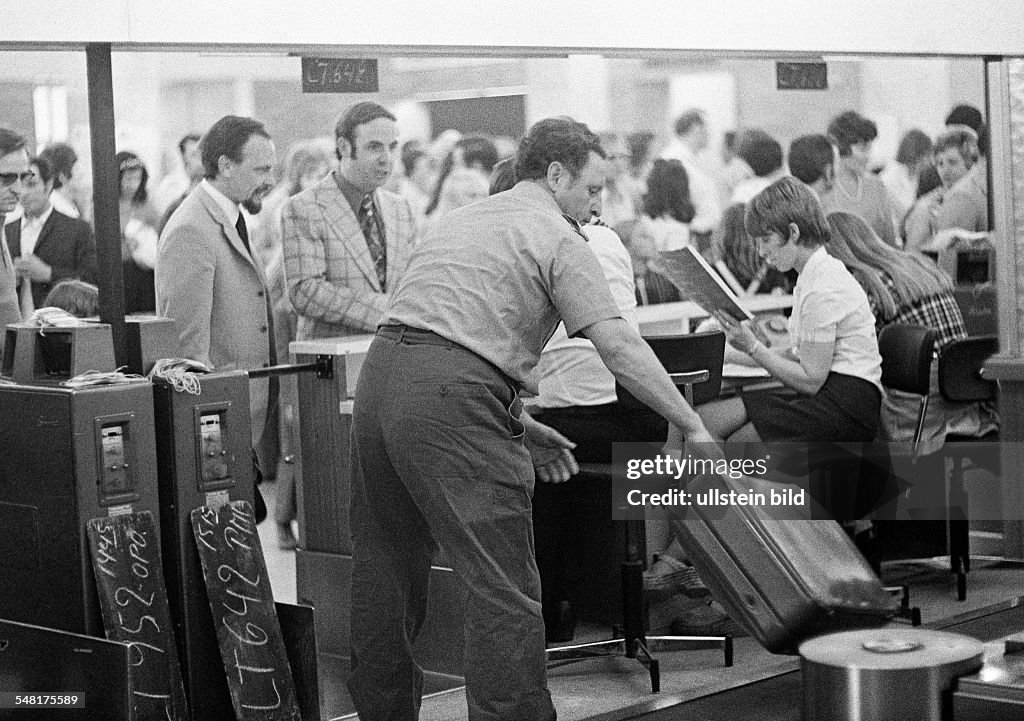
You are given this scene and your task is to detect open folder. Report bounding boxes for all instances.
[655,246,754,322]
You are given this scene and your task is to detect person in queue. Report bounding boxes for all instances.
[0,128,29,355]
[157,115,278,475]
[281,101,416,341]
[347,117,719,721]
[697,177,883,448]
[5,154,96,316]
[904,126,980,254]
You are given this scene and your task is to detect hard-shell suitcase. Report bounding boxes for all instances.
[675,474,900,654]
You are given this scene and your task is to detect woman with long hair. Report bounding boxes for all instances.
[827,210,998,454]
[628,158,695,303]
[116,151,161,313]
[420,167,489,238]
[257,137,335,550]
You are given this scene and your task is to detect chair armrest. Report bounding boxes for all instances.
[668,370,709,387]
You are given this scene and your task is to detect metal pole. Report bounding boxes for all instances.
[86,43,126,367]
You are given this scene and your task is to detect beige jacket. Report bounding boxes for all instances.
[156,185,275,447]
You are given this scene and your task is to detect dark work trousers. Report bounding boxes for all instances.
[530,405,667,626]
[348,327,556,721]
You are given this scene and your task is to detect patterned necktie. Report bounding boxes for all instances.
[358,193,387,290]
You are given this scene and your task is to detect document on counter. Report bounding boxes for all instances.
[656,246,754,323]
[722,363,772,379]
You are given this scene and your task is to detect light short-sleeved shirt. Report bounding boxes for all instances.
[821,174,901,248]
[532,223,637,408]
[383,181,621,394]
[789,246,882,392]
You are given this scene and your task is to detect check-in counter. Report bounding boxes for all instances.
[637,294,794,337]
[290,335,467,685]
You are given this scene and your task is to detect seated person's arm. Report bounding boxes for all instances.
[713,311,832,396]
[582,317,721,454]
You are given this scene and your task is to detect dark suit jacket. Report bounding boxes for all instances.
[5,208,97,309]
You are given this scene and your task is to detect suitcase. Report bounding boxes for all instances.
[675,473,900,654]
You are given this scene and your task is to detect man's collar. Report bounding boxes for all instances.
[201,178,240,223]
[509,181,588,240]
[333,170,371,214]
[508,180,562,215]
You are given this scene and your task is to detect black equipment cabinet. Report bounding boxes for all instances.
[0,380,159,636]
[151,371,255,721]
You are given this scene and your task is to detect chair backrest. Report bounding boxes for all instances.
[938,335,999,403]
[616,330,726,409]
[878,323,937,396]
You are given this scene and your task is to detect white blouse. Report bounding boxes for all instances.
[790,246,883,393]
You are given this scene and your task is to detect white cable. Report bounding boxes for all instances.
[148,357,212,395]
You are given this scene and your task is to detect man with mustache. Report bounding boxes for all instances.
[157,115,278,457]
[282,101,415,340]
[0,128,28,356]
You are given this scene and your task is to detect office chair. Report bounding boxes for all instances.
[938,335,1000,601]
[872,323,937,623]
[545,331,733,693]
[879,324,938,455]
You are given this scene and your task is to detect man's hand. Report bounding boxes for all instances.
[682,425,726,464]
[521,411,579,484]
[14,254,52,283]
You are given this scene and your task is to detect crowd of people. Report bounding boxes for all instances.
[0,96,999,720]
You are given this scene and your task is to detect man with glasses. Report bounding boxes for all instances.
[5,154,96,315]
[0,128,29,355]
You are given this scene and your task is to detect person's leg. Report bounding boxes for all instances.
[697,396,750,440]
[386,344,554,721]
[530,465,575,641]
[347,340,436,721]
[274,384,298,549]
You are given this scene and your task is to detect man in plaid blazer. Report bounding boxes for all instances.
[282,102,416,340]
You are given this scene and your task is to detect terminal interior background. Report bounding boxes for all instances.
[0,51,983,197]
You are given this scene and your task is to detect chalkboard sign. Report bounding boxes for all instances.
[301,57,379,93]
[87,512,189,721]
[776,61,828,90]
[191,501,300,721]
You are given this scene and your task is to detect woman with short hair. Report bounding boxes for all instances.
[699,178,883,446]
[824,110,902,247]
[903,126,979,254]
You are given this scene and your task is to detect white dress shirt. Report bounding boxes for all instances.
[531,224,638,408]
[200,179,242,227]
[18,202,54,315]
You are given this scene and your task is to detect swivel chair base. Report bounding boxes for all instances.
[545,553,733,693]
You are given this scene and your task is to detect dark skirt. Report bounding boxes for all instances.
[743,373,886,522]
[743,372,881,443]
[123,260,155,314]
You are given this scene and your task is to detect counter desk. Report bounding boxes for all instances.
[638,294,793,337]
[289,333,467,701]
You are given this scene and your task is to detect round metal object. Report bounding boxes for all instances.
[800,628,984,720]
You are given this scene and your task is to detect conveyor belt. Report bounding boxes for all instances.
[588,596,1024,721]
